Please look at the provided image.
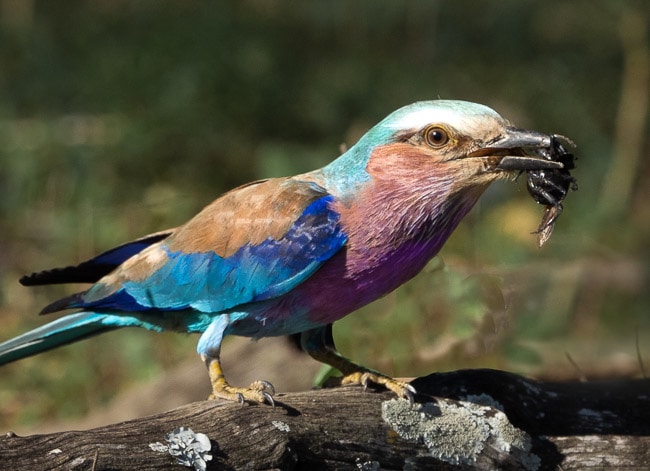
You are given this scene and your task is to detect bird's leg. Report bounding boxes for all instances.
[198,316,274,405]
[300,324,415,402]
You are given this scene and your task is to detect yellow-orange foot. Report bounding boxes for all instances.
[209,379,276,406]
[300,326,417,403]
[206,358,275,405]
[340,371,416,403]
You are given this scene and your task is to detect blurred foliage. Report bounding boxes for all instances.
[0,0,648,431]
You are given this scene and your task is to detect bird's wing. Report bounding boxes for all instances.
[41,178,346,314]
[20,229,175,286]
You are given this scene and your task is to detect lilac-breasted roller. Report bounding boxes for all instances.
[0,100,564,404]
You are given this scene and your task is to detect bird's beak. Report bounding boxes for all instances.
[469,126,564,172]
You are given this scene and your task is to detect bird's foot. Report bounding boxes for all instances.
[340,370,416,403]
[300,325,416,403]
[205,355,275,405]
[209,379,276,406]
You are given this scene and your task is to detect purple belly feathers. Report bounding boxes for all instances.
[299,231,448,325]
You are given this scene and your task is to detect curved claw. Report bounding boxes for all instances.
[403,384,417,405]
[236,392,245,407]
[258,379,276,395]
[262,391,275,408]
[360,374,369,392]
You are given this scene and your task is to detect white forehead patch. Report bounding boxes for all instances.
[385,100,504,133]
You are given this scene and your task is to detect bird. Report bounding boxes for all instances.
[0,100,563,405]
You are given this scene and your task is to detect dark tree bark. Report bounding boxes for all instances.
[1,369,649,470]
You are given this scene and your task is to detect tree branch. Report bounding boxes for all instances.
[1,369,649,470]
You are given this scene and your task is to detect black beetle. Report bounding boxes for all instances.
[527,135,577,247]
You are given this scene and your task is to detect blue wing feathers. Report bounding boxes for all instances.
[74,194,346,314]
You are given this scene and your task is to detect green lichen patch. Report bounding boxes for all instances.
[381,398,540,469]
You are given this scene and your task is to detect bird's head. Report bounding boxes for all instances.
[323,100,562,200]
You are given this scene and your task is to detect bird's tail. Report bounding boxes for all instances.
[0,312,120,366]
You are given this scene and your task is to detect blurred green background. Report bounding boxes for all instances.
[0,0,648,431]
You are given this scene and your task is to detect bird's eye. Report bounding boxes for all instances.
[424,126,449,148]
